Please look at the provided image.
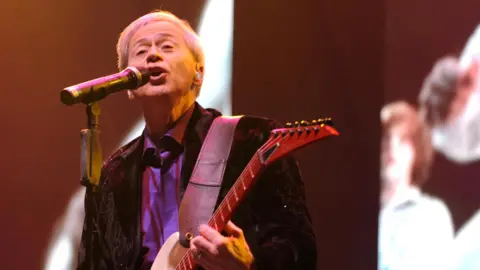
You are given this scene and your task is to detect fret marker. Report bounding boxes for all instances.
[233,189,239,201]
[227,200,231,211]
[242,180,246,191]
[249,166,254,178]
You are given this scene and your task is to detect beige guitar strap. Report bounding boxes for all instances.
[178,115,243,248]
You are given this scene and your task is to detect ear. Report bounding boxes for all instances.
[193,63,204,87]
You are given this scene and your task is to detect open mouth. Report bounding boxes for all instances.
[148,66,167,84]
[148,66,167,78]
[151,71,163,77]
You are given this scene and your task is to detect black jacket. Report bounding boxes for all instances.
[77,103,316,270]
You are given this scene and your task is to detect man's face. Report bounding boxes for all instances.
[127,21,199,102]
[380,126,415,189]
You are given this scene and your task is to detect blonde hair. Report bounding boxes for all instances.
[116,10,205,72]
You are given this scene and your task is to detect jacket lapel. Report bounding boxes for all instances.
[106,136,145,267]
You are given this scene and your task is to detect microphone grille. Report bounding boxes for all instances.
[126,66,151,87]
[60,89,77,105]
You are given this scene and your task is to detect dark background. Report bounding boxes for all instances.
[2,0,478,269]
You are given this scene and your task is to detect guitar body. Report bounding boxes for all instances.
[151,232,188,270]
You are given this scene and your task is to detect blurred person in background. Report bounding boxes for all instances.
[379,101,454,270]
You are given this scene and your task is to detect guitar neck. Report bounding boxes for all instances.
[208,153,264,232]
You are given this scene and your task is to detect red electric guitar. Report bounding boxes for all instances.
[151,118,339,270]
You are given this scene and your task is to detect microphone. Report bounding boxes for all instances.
[60,67,150,105]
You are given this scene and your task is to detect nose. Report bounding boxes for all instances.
[146,47,163,63]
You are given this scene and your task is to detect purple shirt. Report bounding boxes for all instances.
[141,132,184,264]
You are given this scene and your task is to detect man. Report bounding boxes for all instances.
[77,10,316,270]
[45,3,233,268]
[378,101,454,270]
[418,24,480,270]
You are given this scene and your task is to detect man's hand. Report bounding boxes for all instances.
[190,221,254,270]
[419,56,480,126]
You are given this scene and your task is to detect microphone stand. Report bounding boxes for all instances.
[80,102,102,268]
[80,102,102,188]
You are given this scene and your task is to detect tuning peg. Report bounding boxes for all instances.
[300,120,309,126]
[294,121,300,127]
[311,119,318,125]
[285,122,293,128]
[325,117,334,126]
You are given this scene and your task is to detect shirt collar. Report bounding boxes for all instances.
[383,185,421,211]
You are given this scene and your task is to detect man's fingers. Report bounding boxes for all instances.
[199,224,227,246]
[191,235,218,256]
[191,235,228,270]
[224,221,243,238]
[192,247,220,270]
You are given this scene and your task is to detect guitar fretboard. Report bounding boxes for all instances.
[209,153,263,230]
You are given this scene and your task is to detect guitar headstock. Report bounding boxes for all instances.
[258,118,339,166]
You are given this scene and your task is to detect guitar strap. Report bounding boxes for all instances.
[178,115,243,248]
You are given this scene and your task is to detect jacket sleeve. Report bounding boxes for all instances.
[248,155,317,270]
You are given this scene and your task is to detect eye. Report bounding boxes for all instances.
[162,44,174,51]
[136,50,146,56]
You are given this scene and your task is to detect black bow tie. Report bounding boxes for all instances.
[142,148,164,168]
[141,136,183,170]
